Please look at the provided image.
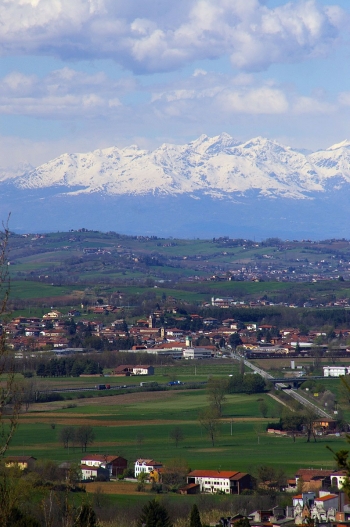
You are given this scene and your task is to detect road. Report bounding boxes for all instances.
[35,380,206,396]
[231,352,333,419]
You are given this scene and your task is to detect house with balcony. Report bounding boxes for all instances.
[186,470,253,494]
[134,459,163,478]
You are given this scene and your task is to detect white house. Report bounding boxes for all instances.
[132,366,154,376]
[134,459,163,478]
[186,470,252,494]
[43,310,62,320]
[81,464,108,480]
[331,470,347,489]
[310,493,338,522]
[81,454,127,480]
[323,366,350,377]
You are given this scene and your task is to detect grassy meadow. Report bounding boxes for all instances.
[7,387,343,482]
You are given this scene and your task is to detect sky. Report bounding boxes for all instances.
[1,0,350,169]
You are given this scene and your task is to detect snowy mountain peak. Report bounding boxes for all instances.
[327,139,350,151]
[8,133,350,200]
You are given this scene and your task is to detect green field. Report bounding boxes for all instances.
[9,281,77,300]
[7,387,342,478]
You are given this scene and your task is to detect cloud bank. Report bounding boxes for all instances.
[0,0,345,72]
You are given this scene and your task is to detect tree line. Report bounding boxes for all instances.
[36,358,102,378]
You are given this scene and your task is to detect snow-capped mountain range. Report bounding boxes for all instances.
[2,133,350,238]
[8,133,350,200]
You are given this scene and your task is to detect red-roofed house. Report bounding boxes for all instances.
[314,494,338,509]
[134,459,163,478]
[295,469,332,491]
[187,470,253,494]
[81,454,127,479]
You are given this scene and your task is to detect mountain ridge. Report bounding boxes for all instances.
[2,133,350,238]
[6,133,350,200]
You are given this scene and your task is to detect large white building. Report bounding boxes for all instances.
[182,348,213,360]
[187,470,252,494]
[134,459,163,478]
[323,365,350,377]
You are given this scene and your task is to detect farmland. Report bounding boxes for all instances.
[7,384,341,476]
[2,230,350,525]
[7,231,350,311]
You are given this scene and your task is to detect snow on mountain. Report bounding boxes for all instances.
[0,162,34,182]
[309,141,350,184]
[12,133,350,199]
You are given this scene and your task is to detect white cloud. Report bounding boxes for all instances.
[219,86,289,114]
[149,69,343,120]
[293,95,335,113]
[338,91,350,106]
[0,0,346,73]
[0,64,341,124]
[0,67,133,118]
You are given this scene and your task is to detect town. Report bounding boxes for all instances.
[3,231,350,527]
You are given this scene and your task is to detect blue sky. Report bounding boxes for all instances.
[1,0,350,168]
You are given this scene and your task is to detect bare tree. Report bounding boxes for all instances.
[169,426,184,448]
[76,425,95,452]
[59,426,76,449]
[20,378,37,412]
[303,407,318,443]
[0,220,22,456]
[207,376,228,416]
[162,458,189,489]
[199,407,221,447]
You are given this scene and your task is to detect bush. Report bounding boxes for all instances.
[36,393,64,403]
[123,467,134,478]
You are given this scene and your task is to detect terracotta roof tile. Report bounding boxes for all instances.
[188,470,240,479]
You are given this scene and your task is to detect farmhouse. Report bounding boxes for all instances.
[134,459,163,478]
[81,454,127,480]
[294,469,333,491]
[186,470,253,494]
[112,365,154,376]
[5,456,36,470]
[81,464,110,481]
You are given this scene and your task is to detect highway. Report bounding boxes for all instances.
[231,352,333,419]
[35,380,207,396]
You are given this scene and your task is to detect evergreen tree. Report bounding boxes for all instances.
[190,504,202,527]
[137,499,172,527]
[36,363,46,377]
